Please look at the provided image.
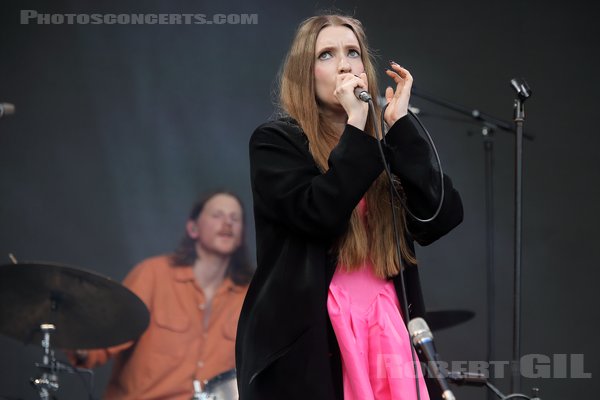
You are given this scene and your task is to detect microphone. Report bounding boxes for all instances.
[510,78,532,100]
[354,86,371,102]
[0,103,15,118]
[408,317,456,400]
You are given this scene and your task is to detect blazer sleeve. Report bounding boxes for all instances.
[250,120,385,239]
[384,116,464,246]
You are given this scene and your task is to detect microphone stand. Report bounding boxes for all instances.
[509,78,532,393]
[482,125,495,400]
[447,371,541,400]
[410,86,534,140]
[410,86,534,398]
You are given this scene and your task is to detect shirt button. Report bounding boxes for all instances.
[197,360,204,368]
[198,303,205,310]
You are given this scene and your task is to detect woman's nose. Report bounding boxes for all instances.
[338,58,351,73]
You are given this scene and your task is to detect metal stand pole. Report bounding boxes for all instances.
[482,126,496,400]
[509,78,531,393]
[31,324,59,400]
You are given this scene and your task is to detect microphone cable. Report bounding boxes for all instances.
[375,101,445,223]
[364,96,448,400]
[366,98,421,400]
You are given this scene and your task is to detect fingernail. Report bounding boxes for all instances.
[389,60,398,65]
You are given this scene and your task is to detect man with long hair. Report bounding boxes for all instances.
[72,191,253,399]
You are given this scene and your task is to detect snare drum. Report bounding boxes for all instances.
[203,369,238,400]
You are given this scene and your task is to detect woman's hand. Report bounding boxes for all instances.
[334,72,369,130]
[384,62,413,127]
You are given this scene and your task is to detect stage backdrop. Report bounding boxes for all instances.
[1,0,598,399]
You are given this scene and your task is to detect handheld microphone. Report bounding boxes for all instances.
[408,318,456,400]
[354,87,371,102]
[0,103,15,118]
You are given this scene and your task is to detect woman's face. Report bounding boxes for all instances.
[314,25,364,113]
[186,193,243,258]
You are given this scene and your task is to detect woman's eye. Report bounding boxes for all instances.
[318,51,332,60]
[349,49,360,58]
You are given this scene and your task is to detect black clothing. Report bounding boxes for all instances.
[236,116,463,400]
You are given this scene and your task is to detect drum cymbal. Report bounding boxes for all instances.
[425,309,475,331]
[0,262,149,349]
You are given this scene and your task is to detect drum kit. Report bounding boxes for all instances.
[0,260,474,400]
[0,260,149,400]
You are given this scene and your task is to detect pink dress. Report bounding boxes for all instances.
[327,201,430,400]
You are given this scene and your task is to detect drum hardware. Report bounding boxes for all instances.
[191,378,223,400]
[192,369,238,400]
[204,369,238,400]
[30,324,59,400]
[191,379,208,400]
[0,261,150,399]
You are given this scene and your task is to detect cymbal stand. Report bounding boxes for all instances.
[31,324,59,400]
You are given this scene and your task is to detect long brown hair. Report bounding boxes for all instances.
[279,14,416,278]
[171,191,254,285]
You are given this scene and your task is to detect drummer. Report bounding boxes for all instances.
[70,191,253,399]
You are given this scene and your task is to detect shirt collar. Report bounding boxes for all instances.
[173,265,195,282]
[172,266,245,292]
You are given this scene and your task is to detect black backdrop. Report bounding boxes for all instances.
[1,0,599,399]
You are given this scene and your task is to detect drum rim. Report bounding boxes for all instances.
[204,368,237,390]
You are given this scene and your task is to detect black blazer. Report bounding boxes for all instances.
[236,116,463,400]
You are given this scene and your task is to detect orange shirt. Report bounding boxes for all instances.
[74,255,248,400]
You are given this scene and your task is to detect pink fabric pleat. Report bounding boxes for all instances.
[328,264,430,400]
